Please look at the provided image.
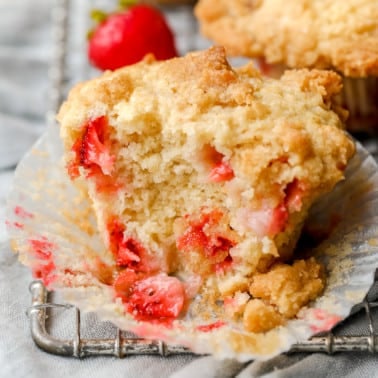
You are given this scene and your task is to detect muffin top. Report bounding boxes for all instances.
[195,0,378,77]
[58,47,353,202]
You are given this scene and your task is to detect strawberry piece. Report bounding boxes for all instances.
[199,145,234,183]
[81,117,114,175]
[255,58,286,78]
[126,274,185,320]
[267,204,289,236]
[242,179,305,237]
[116,238,145,267]
[176,209,236,274]
[107,217,152,272]
[69,116,115,179]
[177,220,208,253]
[176,209,236,258]
[88,5,178,71]
[238,180,306,238]
[209,161,235,182]
[243,203,289,237]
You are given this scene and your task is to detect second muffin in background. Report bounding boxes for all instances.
[195,0,378,134]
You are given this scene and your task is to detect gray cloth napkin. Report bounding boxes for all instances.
[0,0,50,170]
[0,1,377,377]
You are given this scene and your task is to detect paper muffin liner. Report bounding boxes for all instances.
[340,76,378,134]
[6,124,378,361]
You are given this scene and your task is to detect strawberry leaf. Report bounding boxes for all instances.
[118,0,138,10]
[90,9,108,23]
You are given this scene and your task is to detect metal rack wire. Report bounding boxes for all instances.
[28,281,192,357]
[27,0,378,358]
[28,279,378,357]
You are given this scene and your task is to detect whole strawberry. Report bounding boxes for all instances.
[88,4,178,70]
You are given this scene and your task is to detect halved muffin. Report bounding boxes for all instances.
[57,47,354,331]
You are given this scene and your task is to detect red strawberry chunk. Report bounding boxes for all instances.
[82,119,114,175]
[126,274,185,320]
[116,238,144,267]
[107,217,152,272]
[200,145,234,183]
[176,209,236,273]
[177,210,236,258]
[209,161,235,182]
[242,179,306,237]
[267,204,289,236]
[243,203,289,237]
[69,116,115,179]
[177,222,208,253]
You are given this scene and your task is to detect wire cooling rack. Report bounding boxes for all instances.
[28,0,378,358]
[28,277,378,358]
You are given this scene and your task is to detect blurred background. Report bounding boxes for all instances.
[0,0,209,171]
[0,0,51,170]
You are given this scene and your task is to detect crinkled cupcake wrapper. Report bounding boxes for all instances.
[5,124,378,361]
[341,76,378,134]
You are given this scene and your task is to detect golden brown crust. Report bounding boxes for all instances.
[243,298,285,333]
[243,257,325,332]
[249,258,325,318]
[195,0,378,77]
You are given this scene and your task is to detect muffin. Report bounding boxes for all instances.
[195,0,378,134]
[57,46,355,332]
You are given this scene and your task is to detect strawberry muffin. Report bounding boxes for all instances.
[57,47,355,332]
[195,0,378,134]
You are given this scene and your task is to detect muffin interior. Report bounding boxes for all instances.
[57,47,355,331]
